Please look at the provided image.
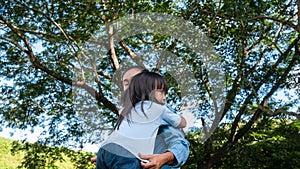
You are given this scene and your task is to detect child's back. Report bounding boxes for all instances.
[96,70,186,169]
[104,100,182,157]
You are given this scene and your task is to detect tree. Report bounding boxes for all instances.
[0,0,299,168]
[183,0,300,168]
[185,118,300,168]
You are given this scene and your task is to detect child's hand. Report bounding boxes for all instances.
[181,110,195,132]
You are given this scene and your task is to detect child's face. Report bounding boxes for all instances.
[154,89,166,104]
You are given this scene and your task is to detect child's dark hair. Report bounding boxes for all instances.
[116,70,168,129]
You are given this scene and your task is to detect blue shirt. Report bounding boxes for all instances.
[101,101,184,161]
[154,105,190,169]
[118,101,182,139]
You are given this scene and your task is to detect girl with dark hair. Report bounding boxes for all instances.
[96,70,186,169]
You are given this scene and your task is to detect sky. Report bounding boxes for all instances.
[0,86,298,153]
[0,19,299,153]
[0,121,101,153]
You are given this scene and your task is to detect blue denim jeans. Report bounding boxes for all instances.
[96,143,142,169]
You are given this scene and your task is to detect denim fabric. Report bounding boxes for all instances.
[155,104,190,168]
[96,143,142,169]
[155,125,190,169]
[97,104,189,169]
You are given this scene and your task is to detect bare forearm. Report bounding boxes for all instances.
[164,151,175,165]
[139,152,175,169]
[160,126,190,167]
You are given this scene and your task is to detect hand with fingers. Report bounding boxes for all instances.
[139,152,174,169]
[91,156,96,165]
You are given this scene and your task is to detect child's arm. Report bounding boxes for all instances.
[177,116,186,128]
[156,103,187,128]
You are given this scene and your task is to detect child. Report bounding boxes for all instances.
[96,70,186,169]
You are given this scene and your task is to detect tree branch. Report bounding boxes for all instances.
[249,15,298,31]
[244,47,267,78]
[207,0,222,36]
[0,35,27,52]
[107,24,119,70]
[1,13,118,116]
[0,20,57,38]
[234,40,299,142]
[257,105,300,119]
[209,34,300,168]
[119,40,145,67]
[297,0,300,32]
[180,98,209,111]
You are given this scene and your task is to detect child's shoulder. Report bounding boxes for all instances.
[131,101,166,123]
[137,101,166,109]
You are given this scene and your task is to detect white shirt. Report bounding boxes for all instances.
[101,101,181,159]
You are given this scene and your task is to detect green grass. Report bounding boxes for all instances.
[0,137,25,169]
[0,137,77,169]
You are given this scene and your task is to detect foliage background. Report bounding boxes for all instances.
[0,0,299,168]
